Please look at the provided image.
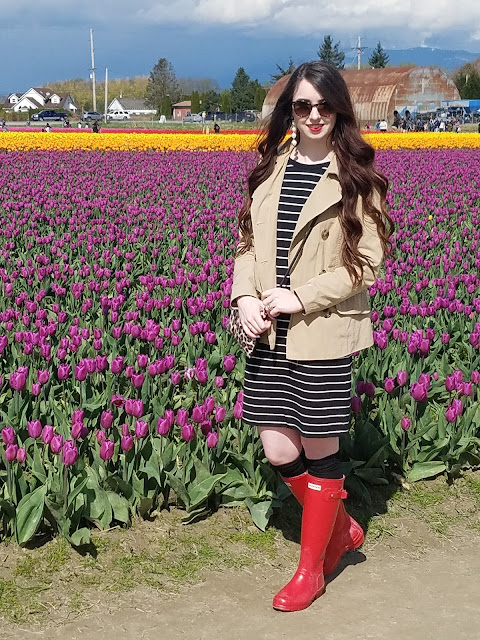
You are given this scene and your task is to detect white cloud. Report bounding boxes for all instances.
[3,0,480,44]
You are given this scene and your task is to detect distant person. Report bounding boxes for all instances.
[92,121,100,133]
[439,120,446,132]
[365,121,371,132]
[214,122,220,134]
[375,119,381,131]
[78,122,82,129]
[379,119,388,132]
[1,120,7,132]
[45,124,51,133]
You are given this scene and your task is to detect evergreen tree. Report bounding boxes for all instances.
[190,90,201,113]
[453,63,480,99]
[271,57,296,82]
[201,90,221,111]
[317,35,345,69]
[160,95,172,118]
[369,42,389,68]
[145,58,179,114]
[254,86,268,111]
[220,89,232,114]
[231,67,257,111]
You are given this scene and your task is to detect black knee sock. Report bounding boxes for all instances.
[305,452,342,479]
[272,454,306,478]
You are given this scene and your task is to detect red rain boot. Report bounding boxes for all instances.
[273,475,346,612]
[281,473,364,576]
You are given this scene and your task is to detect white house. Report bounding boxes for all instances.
[2,87,77,113]
[107,97,156,116]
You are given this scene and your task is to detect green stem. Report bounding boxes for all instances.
[63,464,68,509]
[6,462,13,502]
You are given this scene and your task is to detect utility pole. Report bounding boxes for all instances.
[90,29,97,111]
[353,36,367,70]
[104,67,108,123]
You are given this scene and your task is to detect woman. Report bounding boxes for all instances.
[230,61,392,612]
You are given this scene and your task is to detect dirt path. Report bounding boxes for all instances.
[4,542,479,640]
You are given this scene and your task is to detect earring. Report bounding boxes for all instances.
[291,123,298,147]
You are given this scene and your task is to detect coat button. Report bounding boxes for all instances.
[324,309,331,318]
[321,269,327,274]
[321,229,329,240]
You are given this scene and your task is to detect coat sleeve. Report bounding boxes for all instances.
[230,238,258,306]
[293,194,385,316]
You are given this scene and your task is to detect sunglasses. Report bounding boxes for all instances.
[292,99,334,118]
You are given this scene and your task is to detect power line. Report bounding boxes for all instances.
[352,35,367,70]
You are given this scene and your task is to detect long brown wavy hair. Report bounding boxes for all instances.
[238,61,393,287]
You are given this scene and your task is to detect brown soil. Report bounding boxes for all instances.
[1,475,480,640]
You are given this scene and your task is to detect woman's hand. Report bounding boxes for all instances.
[261,288,304,317]
[236,296,272,339]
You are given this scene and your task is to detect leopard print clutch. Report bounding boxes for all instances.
[227,307,257,357]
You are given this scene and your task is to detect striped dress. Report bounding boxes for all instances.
[243,157,352,438]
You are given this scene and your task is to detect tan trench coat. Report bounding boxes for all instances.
[231,149,385,361]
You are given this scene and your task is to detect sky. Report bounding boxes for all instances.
[2,0,480,95]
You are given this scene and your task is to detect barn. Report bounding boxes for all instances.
[262,66,461,126]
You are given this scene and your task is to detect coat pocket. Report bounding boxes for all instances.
[335,291,370,316]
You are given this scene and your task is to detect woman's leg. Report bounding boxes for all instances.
[258,425,302,467]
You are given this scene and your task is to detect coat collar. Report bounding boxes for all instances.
[253,147,343,250]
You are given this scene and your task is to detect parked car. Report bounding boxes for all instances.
[182,113,203,123]
[31,110,69,121]
[226,111,256,123]
[205,112,227,122]
[82,111,103,122]
[106,110,131,121]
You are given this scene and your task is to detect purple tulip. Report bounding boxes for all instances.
[410,382,427,403]
[364,382,376,398]
[445,406,457,423]
[206,431,219,449]
[156,418,170,436]
[16,447,27,464]
[9,370,27,391]
[41,424,54,444]
[5,444,18,462]
[214,376,225,388]
[181,423,195,442]
[350,396,362,413]
[400,417,411,431]
[134,420,149,439]
[100,410,114,430]
[100,439,115,461]
[50,434,64,454]
[192,404,206,423]
[223,354,236,372]
[384,377,395,393]
[37,369,50,384]
[1,427,15,445]
[445,375,456,392]
[57,364,71,381]
[131,373,145,388]
[71,421,87,439]
[27,420,42,439]
[213,406,225,423]
[170,371,181,385]
[62,440,79,466]
[396,370,407,387]
[125,398,144,418]
[201,420,213,436]
[452,398,463,417]
[121,434,134,451]
[75,363,88,382]
[233,402,243,420]
[176,409,189,427]
[471,371,480,384]
[111,394,125,408]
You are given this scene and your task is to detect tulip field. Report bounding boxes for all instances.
[0,135,480,546]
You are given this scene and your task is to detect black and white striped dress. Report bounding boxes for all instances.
[243,158,352,438]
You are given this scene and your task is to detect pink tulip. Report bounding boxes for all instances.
[100,410,114,430]
[121,434,134,451]
[125,398,144,418]
[50,434,64,454]
[206,431,219,449]
[157,418,170,436]
[41,424,54,444]
[181,423,195,442]
[16,447,27,464]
